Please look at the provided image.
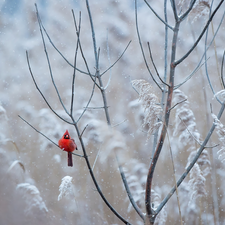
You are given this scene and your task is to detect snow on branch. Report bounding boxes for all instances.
[131,79,162,140]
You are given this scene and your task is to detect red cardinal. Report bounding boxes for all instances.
[58,130,77,167]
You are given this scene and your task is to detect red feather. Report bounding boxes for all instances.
[58,130,77,167]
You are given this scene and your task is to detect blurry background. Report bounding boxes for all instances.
[0,0,225,224]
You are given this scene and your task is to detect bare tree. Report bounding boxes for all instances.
[19,0,225,224]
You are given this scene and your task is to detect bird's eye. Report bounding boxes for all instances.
[64,134,69,139]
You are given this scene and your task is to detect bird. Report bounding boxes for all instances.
[58,130,77,167]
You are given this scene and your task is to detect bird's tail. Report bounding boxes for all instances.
[68,152,73,167]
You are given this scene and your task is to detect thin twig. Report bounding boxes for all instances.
[156,102,225,215]
[104,30,113,90]
[71,115,132,224]
[76,71,97,124]
[178,115,218,149]
[100,41,132,77]
[147,42,170,87]
[170,0,179,21]
[179,0,196,21]
[221,50,225,89]
[37,7,91,76]
[204,2,223,104]
[166,130,183,225]
[80,124,88,138]
[26,51,74,125]
[152,0,169,162]
[135,0,163,91]
[35,4,70,115]
[174,57,209,89]
[176,9,225,90]
[169,99,187,112]
[70,11,81,116]
[18,115,84,158]
[174,0,225,66]
[145,18,180,224]
[83,106,109,110]
[86,0,111,125]
[111,119,128,128]
[211,21,222,89]
[71,10,101,90]
[144,0,174,30]
[116,155,145,221]
[92,146,101,171]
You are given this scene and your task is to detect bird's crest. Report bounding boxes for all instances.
[63,130,70,139]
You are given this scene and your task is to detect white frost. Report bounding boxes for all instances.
[58,176,73,201]
[16,183,48,214]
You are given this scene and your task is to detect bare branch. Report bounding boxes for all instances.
[147,42,170,88]
[116,155,145,221]
[179,0,196,21]
[156,102,225,216]
[26,51,74,125]
[174,57,209,89]
[18,115,84,158]
[35,4,69,115]
[76,72,97,123]
[135,0,163,91]
[170,0,179,21]
[86,0,111,125]
[111,119,128,128]
[83,106,109,110]
[166,130,183,225]
[204,3,224,104]
[178,115,219,149]
[221,50,225,89]
[71,115,132,224]
[103,30,112,90]
[144,0,174,30]
[36,7,91,76]
[70,11,81,116]
[100,41,131,77]
[145,19,180,223]
[169,99,187,111]
[80,124,88,138]
[71,10,102,90]
[174,0,225,66]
